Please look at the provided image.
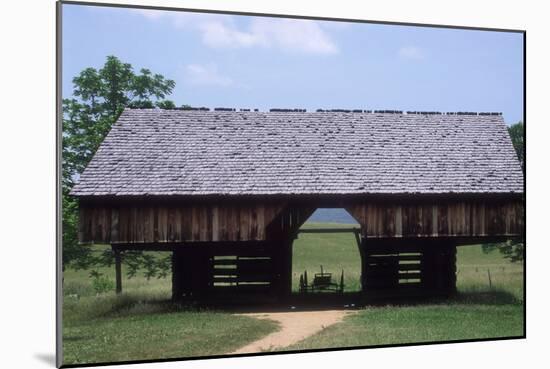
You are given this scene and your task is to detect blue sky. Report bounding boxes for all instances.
[62,4,524,124]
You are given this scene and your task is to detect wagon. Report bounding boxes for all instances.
[299,266,344,294]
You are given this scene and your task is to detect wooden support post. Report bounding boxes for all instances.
[172,249,183,301]
[353,230,362,250]
[422,242,457,297]
[446,243,457,295]
[172,247,206,301]
[272,239,293,299]
[421,246,435,290]
[283,239,293,297]
[114,248,122,294]
[190,247,211,299]
[358,238,367,293]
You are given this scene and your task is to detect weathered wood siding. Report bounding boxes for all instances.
[346,200,523,238]
[78,203,286,244]
[79,198,523,244]
[266,206,316,239]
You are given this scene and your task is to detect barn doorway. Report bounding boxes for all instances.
[292,208,362,295]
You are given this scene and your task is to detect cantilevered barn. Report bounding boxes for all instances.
[70,108,524,301]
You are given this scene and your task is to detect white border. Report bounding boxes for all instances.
[2,0,548,368]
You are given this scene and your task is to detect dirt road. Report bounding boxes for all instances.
[231,309,353,354]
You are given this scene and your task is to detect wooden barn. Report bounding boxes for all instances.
[70,108,524,302]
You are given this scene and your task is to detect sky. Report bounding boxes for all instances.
[62,4,524,124]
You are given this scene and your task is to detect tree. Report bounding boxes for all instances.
[63,56,176,186]
[63,55,176,274]
[482,121,525,263]
[508,121,524,171]
[482,240,524,263]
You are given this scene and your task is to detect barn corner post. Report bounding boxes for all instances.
[171,248,184,302]
[437,241,457,296]
[112,246,122,294]
[267,230,292,301]
[171,245,210,302]
[417,240,457,297]
[279,237,294,299]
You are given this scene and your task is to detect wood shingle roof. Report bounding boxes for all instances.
[70,108,524,197]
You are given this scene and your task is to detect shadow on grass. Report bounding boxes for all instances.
[96,295,206,318]
[449,289,523,306]
[66,288,522,321]
[64,293,210,323]
[357,288,523,308]
[64,335,95,342]
[205,288,523,313]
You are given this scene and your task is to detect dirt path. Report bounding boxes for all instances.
[231,310,354,354]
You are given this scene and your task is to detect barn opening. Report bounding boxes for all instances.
[293,209,362,294]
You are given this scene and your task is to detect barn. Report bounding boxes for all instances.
[70,108,524,302]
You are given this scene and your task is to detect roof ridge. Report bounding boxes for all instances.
[125,107,503,116]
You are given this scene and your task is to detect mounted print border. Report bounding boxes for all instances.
[57,1,526,367]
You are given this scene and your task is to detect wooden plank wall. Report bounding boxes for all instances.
[346,200,523,238]
[266,206,317,240]
[79,203,285,244]
[360,241,457,297]
[79,199,523,244]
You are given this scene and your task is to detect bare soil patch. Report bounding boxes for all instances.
[231,309,354,354]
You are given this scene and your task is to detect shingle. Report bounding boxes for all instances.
[70,108,524,196]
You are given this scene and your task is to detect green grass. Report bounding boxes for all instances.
[293,222,362,292]
[63,224,524,363]
[283,222,524,350]
[62,247,279,365]
[63,299,278,365]
[62,249,173,301]
[284,303,523,351]
[455,245,524,300]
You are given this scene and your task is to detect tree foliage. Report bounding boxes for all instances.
[508,121,524,171]
[63,56,176,275]
[483,121,525,263]
[63,56,176,187]
[482,240,524,263]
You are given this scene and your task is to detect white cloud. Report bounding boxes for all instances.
[135,9,165,20]
[135,10,338,55]
[135,9,225,29]
[199,21,265,48]
[398,46,425,60]
[184,63,233,87]
[250,19,338,54]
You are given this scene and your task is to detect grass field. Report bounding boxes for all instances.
[63,298,277,364]
[293,222,362,292]
[282,303,523,351]
[62,222,524,364]
[62,254,279,365]
[285,222,524,351]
